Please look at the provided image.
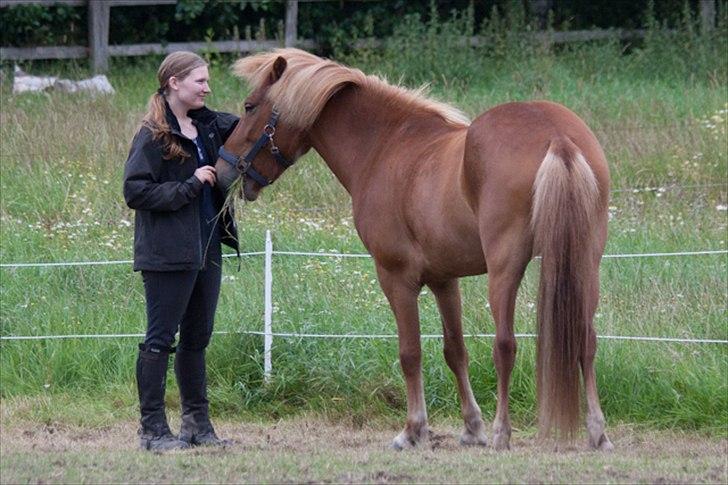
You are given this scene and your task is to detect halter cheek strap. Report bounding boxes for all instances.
[217,110,294,187]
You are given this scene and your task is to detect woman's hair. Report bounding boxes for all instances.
[141,51,208,160]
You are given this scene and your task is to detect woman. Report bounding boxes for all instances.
[123,51,239,451]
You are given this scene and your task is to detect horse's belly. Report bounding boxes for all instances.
[423,236,487,280]
[353,188,487,280]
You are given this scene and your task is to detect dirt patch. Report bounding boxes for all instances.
[1,417,726,484]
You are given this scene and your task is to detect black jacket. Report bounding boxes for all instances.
[123,104,239,271]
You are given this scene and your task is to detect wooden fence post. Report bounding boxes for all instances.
[699,0,716,33]
[531,0,554,29]
[285,1,298,47]
[88,0,110,73]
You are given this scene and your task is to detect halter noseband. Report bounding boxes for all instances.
[217,109,294,187]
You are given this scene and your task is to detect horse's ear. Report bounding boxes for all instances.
[270,56,287,83]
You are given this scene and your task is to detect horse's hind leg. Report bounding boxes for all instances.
[429,279,488,447]
[582,267,614,451]
[376,265,429,450]
[484,227,531,451]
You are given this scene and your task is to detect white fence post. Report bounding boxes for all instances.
[263,229,273,383]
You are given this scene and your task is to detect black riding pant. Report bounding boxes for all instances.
[141,243,222,352]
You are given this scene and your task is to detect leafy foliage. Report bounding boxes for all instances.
[1,0,724,51]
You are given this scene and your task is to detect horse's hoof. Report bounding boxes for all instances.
[586,415,612,451]
[390,433,414,451]
[391,428,429,451]
[459,430,488,447]
[492,431,511,451]
[390,440,405,451]
[590,434,614,452]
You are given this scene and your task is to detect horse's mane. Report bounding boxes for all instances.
[232,48,470,130]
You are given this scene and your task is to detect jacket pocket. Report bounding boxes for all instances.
[151,210,197,264]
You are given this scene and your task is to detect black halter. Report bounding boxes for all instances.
[217,110,294,187]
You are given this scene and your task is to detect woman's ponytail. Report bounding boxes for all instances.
[141,90,189,160]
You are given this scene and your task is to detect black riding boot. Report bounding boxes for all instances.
[175,348,228,446]
[137,345,189,451]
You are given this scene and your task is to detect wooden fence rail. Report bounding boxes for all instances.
[0,0,717,73]
[0,0,301,72]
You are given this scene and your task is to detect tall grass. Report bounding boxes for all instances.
[1,7,726,432]
[334,0,727,90]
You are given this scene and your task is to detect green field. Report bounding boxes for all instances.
[1,15,727,464]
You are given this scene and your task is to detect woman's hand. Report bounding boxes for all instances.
[194,166,217,186]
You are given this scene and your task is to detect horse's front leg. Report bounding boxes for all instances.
[376,265,429,450]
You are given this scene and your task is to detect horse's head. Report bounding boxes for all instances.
[215,56,310,201]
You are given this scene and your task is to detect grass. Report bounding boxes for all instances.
[0,12,727,445]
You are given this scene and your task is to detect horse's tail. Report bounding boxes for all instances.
[530,136,600,441]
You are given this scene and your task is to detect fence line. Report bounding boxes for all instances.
[0,330,235,341]
[594,119,722,132]
[611,182,727,193]
[0,251,264,268]
[601,250,726,259]
[273,250,371,259]
[278,249,728,259]
[242,331,728,345]
[2,228,726,385]
[2,330,726,345]
[1,248,724,269]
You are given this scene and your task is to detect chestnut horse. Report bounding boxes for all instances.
[215,49,612,451]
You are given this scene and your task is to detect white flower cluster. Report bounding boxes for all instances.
[699,104,727,141]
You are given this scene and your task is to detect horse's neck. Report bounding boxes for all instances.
[307,88,377,194]
[308,87,458,196]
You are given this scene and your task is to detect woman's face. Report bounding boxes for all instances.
[170,65,210,110]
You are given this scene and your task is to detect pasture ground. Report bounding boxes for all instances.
[1,414,725,484]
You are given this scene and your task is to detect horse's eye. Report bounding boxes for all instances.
[244,103,256,114]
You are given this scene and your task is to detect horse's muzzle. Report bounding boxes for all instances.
[243,178,260,201]
[214,158,239,193]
